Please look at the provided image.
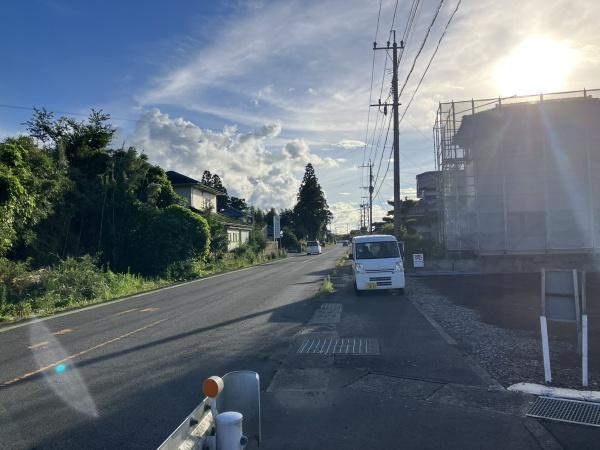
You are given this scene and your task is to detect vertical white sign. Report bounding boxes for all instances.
[273,215,280,241]
[412,253,424,268]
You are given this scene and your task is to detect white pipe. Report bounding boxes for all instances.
[582,314,588,387]
[540,316,551,383]
[216,411,244,450]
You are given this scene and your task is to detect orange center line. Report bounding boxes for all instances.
[1,319,166,387]
[52,328,74,336]
[28,341,49,349]
[140,307,159,312]
[114,308,139,316]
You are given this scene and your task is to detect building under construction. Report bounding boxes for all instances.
[434,89,600,255]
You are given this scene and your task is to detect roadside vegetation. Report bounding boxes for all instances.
[319,275,335,296]
[0,109,312,322]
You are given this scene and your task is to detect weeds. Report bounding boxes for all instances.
[0,248,286,322]
[320,275,335,295]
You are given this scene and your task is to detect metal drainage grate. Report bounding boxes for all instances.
[527,396,600,428]
[297,337,379,355]
[308,303,342,324]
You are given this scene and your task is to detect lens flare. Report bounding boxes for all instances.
[29,323,98,418]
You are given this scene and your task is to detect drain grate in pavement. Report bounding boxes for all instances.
[527,396,600,428]
[297,337,379,355]
[308,303,342,324]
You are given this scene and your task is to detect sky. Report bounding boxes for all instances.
[1,0,599,232]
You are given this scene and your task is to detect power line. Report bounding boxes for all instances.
[362,0,383,183]
[397,0,445,101]
[372,0,450,202]
[370,0,421,193]
[400,0,462,123]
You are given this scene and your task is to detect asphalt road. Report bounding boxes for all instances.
[0,246,347,449]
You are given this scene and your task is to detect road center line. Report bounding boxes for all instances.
[114,308,139,316]
[52,328,74,336]
[1,319,166,387]
[28,341,49,349]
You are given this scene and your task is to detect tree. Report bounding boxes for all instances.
[281,227,299,251]
[229,196,247,211]
[280,208,294,230]
[0,136,68,256]
[201,170,248,211]
[292,164,332,239]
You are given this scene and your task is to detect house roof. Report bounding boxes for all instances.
[219,207,247,218]
[166,171,224,195]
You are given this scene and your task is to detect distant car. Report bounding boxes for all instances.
[342,240,349,247]
[306,240,322,255]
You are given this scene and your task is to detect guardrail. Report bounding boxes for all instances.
[158,371,261,450]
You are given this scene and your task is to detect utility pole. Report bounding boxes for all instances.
[359,162,373,233]
[360,196,369,231]
[359,202,364,229]
[372,31,403,238]
[369,162,373,234]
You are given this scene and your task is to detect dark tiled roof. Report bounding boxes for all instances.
[166,171,200,185]
[166,170,224,195]
[219,207,246,218]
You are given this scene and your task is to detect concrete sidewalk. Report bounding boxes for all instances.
[259,267,563,450]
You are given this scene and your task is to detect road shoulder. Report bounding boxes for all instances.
[261,264,547,449]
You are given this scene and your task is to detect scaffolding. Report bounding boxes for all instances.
[433,89,600,254]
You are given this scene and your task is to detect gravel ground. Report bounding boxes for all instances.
[409,275,599,390]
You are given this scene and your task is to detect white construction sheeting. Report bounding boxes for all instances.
[435,90,600,254]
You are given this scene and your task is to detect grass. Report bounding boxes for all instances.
[319,275,335,296]
[315,254,349,298]
[0,250,287,323]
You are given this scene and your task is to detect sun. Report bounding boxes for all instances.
[493,37,577,96]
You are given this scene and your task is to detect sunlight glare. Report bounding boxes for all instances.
[494,37,577,96]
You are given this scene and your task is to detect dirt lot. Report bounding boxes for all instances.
[409,273,599,390]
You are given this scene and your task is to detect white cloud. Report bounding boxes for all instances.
[132,0,600,209]
[329,201,388,233]
[128,109,334,209]
[337,139,366,149]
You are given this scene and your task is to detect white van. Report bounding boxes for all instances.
[351,235,405,294]
[306,240,322,255]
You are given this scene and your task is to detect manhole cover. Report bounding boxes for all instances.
[297,337,379,355]
[527,396,600,428]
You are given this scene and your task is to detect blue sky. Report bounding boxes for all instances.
[2,0,599,231]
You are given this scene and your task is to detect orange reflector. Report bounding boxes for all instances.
[203,376,224,398]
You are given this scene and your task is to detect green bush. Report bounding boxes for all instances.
[125,204,211,276]
[247,229,267,253]
[281,228,300,251]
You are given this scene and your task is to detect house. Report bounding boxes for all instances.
[219,207,253,225]
[166,171,221,212]
[167,170,253,251]
[224,223,252,251]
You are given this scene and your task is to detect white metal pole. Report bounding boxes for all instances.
[582,314,589,387]
[540,315,552,383]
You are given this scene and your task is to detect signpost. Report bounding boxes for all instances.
[540,269,588,386]
[412,253,424,268]
[273,215,280,244]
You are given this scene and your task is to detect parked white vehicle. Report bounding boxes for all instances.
[306,240,322,255]
[351,235,405,295]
